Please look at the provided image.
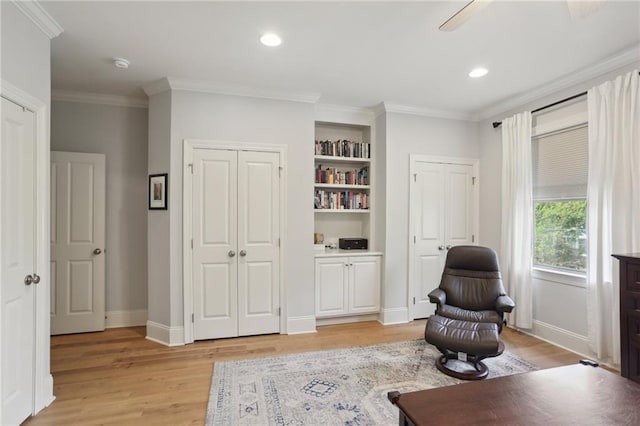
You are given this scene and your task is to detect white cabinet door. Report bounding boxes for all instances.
[51,151,106,335]
[411,160,476,320]
[192,148,280,340]
[1,97,35,425]
[315,257,349,317]
[349,256,380,314]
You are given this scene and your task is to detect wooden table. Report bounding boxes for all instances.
[388,364,640,425]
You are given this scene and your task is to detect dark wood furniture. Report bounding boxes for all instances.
[388,364,640,425]
[613,253,640,384]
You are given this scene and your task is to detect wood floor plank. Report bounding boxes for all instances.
[25,321,598,425]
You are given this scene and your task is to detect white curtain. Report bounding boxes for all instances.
[586,69,640,365]
[501,111,533,329]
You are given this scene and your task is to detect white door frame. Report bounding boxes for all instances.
[407,154,479,321]
[0,80,55,417]
[182,139,287,344]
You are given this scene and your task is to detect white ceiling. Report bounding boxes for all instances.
[43,1,640,117]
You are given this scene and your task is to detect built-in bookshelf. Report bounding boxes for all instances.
[314,121,373,247]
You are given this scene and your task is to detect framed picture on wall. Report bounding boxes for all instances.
[149,173,168,210]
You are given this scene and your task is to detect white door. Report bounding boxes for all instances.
[192,149,280,340]
[411,161,475,319]
[349,256,381,314]
[237,151,280,335]
[315,257,349,317]
[1,97,36,425]
[412,162,446,319]
[50,151,106,334]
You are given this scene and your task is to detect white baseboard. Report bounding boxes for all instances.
[379,307,409,325]
[145,320,184,347]
[523,320,591,359]
[286,315,317,334]
[106,309,148,328]
[316,313,379,327]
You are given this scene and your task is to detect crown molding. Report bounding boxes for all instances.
[142,78,171,97]
[52,89,148,108]
[373,103,386,118]
[12,0,63,39]
[315,103,374,117]
[314,103,375,126]
[473,45,640,122]
[382,101,473,122]
[143,77,321,104]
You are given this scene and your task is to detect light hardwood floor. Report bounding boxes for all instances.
[25,321,589,425]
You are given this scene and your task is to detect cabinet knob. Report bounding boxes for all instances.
[228,250,236,257]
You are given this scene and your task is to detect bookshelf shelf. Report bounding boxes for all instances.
[314,184,370,190]
[314,155,370,164]
[314,209,370,214]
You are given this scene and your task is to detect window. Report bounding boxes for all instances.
[532,125,588,273]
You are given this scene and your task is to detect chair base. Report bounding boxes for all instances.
[434,341,505,381]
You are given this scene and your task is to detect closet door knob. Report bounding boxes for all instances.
[228,250,236,257]
[446,245,453,250]
[239,250,247,257]
[438,245,445,251]
[24,274,33,285]
[33,273,41,284]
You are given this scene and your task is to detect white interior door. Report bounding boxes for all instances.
[192,148,280,340]
[411,160,476,320]
[412,162,445,319]
[192,149,238,340]
[237,151,280,336]
[50,151,106,334]
[1,97,36,425]
[446,164,474,247]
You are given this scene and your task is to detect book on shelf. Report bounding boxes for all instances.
[314,139,370,159]
[314,189,369,210]
[315,165,369,185]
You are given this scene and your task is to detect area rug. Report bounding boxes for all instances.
[206,339,536,425]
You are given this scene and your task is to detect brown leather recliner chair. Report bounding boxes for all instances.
[424,245,515,380]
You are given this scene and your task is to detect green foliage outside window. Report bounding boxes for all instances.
[534,199,587,272]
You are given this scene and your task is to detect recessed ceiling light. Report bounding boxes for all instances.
[113,57,130,69]
[260,33,282,47]
[469,67,488,78]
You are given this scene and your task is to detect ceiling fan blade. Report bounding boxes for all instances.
[439,0,494,32]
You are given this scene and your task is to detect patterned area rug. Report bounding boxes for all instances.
[206,339,536,425]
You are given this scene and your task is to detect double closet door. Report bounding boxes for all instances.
[191,149,280,340]
[411,160,476,319]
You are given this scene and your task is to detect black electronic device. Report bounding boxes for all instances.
[339,238,368,250]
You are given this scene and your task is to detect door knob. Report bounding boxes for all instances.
[93,248,102,255]
[228,250,236,257]
[33,273,41,284]
[239,250,247,257]
[446,245,453,250]
[438,245,445,251]
[24,274,33,285]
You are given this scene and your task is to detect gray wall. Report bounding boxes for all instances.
[1,2,51,103]
[383,112,480,313]
[147,91,172,325]
[51,101,149,313]
[147,89,315,327]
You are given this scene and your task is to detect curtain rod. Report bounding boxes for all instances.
[491,70,640,129]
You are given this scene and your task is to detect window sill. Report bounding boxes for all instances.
[532,266,586,289]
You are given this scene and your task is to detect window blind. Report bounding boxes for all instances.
[532,125,588,199]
